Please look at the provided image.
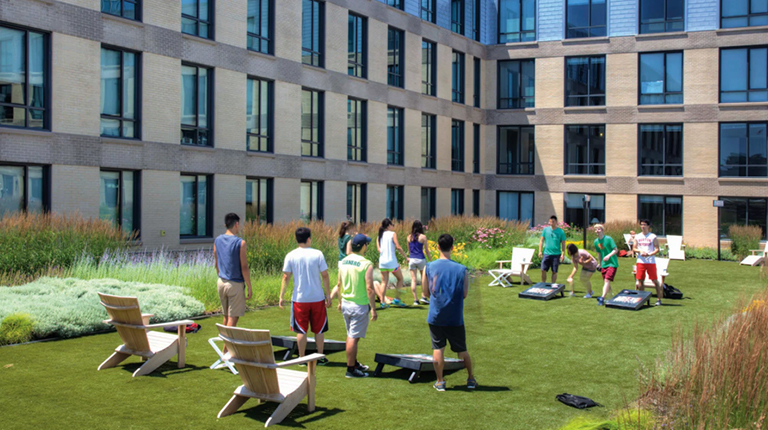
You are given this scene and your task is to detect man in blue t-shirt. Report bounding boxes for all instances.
[422,234,476,392]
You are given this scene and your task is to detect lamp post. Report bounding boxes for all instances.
[583,194,591,249]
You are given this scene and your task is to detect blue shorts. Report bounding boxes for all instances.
[541,254,561,273]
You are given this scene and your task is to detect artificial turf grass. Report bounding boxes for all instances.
[0,260,765,430]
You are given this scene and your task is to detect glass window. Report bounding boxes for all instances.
[302,0,324,67]
[300,180,323,221]
[422,113,436,169]
[179,174,210,237]
[639,124,683,176]
[640,52,683,105]
[720,122,768,177]
[564,193,605,227]
[387,106,403,166]
[722,0,768,28]
[246,177,273,223]
[720,47,768,103]
[452,51,465,103]
[473,58,481,108]
[301,88,323,157]
[348,14,367,79]
[422,40,437,96]
[566,56,606,106]
[386,0,404,10]
[473,123,480,174]
[638,195,682,236]
[472,189,480,216]
[347,98,366,162]
[102,0,140,20]
[497,125,535,175]
[451,189,465,216]
[0,165,47,216]
[347,183,367,224]
[421,0,436,23]
[452,0,465,34]
[566,0,606,38]
[421,187,436,221]
[247,0,272,54]
[387,185,404,221]
[180,64,211,146]
[101,47,139,138]
[246,77,272,152]
[388,28,404,88]
[472,0,481,41]
[452,120,465,172]
[181,0,212,39]
[566,125,605,175]
[498,59,535,109]
[499,0,536,43]
[640,0,684,33]
[719,197,767,239]
[0,25,48,130]
[100,170,139,235]
[497,191,534,226]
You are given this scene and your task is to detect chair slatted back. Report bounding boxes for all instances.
[623,234,632,249]
[511,248,535,273]
[98,292,150,353]
[216,324,279,395]
[666,236,683,252]
[652,258,670,283]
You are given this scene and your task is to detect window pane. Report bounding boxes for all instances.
[665,196,683,236]
[721,49,748,93]
[0,27,26,107]
[197,175,207,236]
[29,32,45,110]
[720,123,748,176]
[180,176,196,236]
[591,0,606,26]
[0,166,25,216]
[100,171,120,226]
[122,171,134,233]
[27,166,44,213]
[181,66,197,126]
[197,68,208,128]
[639,195,664,234]
[101,49,121,116]
[123,52,136,120]
[567,0,589,30]
[722,0,748,17]
[498,192,520,221]
[666,52,683,93]
[750,49,767,90]
[520,192,533,226]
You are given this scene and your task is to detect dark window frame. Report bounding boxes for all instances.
[718,196,768,240]
[452,0,465,34]
[0,162,51,214]
[346,182,367,224]
[245,176,274,224]
[300,180,324,221]
[301,88,324,158]
[302,0,325,68]
[719,121,768,178]
[422,113,437,169]
[387,184,405,221]
[451,188,465,216]
[387,106,404,166]
[496,190,535,226]
[100,45,142,139]
[246,76,273,153]
[247,0,273,54]
[180,63,213,147]
[422,39,437,96]
[719,46,768,103]
[452,119,465,172]
[565,124,606,175]
[473,123,480,174]
[347,97,367,162]
[565,55,606,107]
[563,192,605,227]
[639,51,684,105]
[637,194,684,237]
[721,0,768,29]
[0,23,50,131]
[386,0,404,10]
[638,123,684,177]
[498,0,537,43]
[639,0,684,34]
[101,0,141,21]
[472,189,480,216]
[473,57,481,108]
[179,173,213,238]
[100,168,141,237]
[497,125,535,175]
[421,187,436,221]
[421,0,437,23]
[348,13,367,79]
[498,59,536,109]
[472,0,481,41]
[452,50,465,103]
[181,0,214,39]
[388,27,405,88]
[566,0,607,39]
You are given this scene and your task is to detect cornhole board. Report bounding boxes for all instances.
[518,282,566,301]
[373,353,465,383]
[271,335,346,361]
[605,289,653,311]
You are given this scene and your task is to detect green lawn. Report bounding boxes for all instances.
[0,259,765,429]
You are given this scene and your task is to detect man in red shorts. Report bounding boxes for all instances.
[633,219,663,306]
[279,227,331,364]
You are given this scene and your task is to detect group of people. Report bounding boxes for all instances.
[213,214,475,391]
[538,215,664,307]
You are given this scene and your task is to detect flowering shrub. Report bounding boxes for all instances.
[427,240,467,260]
[471,227,513,250]
[529,221,579,237]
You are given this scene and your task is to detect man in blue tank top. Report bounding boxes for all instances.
[422,234,476,392]
[214,213,253,337]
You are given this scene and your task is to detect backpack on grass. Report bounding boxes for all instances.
[663,284,683,300]
[163,323,202,333]
[556,393,602,409]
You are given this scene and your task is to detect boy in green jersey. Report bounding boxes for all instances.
[339,234,378,378]
[593,224,619,306]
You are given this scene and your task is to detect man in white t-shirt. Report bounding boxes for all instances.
[633,219,663,306]
[279,227,331,364]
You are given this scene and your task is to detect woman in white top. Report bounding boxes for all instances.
[376,218,408,308]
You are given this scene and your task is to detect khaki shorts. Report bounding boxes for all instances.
[217,278,246,317]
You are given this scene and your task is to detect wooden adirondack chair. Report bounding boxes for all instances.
[488,247,535,287]
[216,324,325,427]
[664,235,686,261]
[97,293,193,377]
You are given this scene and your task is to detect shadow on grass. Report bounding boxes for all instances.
[119,361,210,377]
[450,384,512,393]
[373,367,464,384]
[240,404,345,427]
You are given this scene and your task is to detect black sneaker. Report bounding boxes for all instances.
[419,297,430,305]
[317,357,329,366]
[346,368,368,378]
[355,362,369,371]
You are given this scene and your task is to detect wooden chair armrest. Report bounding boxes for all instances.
[144,320,194,329]
[750,249,764,255]
[495,259,511,269]
[103,320,143,329]
[141,314,154,325]
[276,353,326,368]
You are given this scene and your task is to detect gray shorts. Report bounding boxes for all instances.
[408,258,427,271]
[342,301,370,339]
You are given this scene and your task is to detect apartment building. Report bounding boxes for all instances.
[0,0,766,249]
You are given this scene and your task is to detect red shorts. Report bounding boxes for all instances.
[291,300,328,334]
[600,267,617,281]
[636,263,658,281]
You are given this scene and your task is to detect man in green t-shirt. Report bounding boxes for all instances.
[592,224,619,306]
[338,234,378,378]
[538,215,567,284]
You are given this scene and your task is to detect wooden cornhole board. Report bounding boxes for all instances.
[271,335,346,361]
[518,282,566,301]
[605,289,653,311]
[373,353,465,383]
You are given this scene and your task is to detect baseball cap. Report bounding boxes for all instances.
[351,234,372,248]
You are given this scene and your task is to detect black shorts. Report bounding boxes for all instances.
[429,324,467,353]
[541,254,560,273]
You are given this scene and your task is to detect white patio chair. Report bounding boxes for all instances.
[488,248,535,288]
[639,258,669,288]
[740,248,767,266]
[664,235,686,261]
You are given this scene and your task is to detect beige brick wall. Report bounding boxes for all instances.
[367,19,388,85]
[684,122,718,178]
[212,174,245,238]
[436,116,452,171]
[535,57,564,109]
[684,48,719,105]
[57,0,97,10]
[143,53,181,144]
[274,0,301,63]
[535,125,564,176]
[464,188,473,215]
[404,185,421,220]
[683,195,718,248]
[324,92,348,161]
[367,183,387,223]
[273,81,301,156]
[214,69,247,151]
[606,194,637,223]
[606,53,637,107]
[144,0,181,33]
[50,165,100,218]
[535,192,563,226]
[52,34,100,136]
[436,44,453,101]
[485,57,497,109]
[139,170,180,249]
[436,187,451,218]
[322,180,347,223]
[367,101,388,165]
[273,177,301,222]
[324,3,348,75]
[215,0,247,48]
[403,109,421,168]
[404,32,422,94]
[606,123,637,177]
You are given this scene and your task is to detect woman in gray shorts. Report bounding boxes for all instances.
[407,220,432,306]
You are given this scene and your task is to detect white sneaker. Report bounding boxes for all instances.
[569,292,575,297]
[584,293,593,299]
